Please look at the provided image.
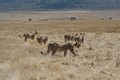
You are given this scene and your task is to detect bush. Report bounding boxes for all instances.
[28,18,32,21]
[101,18,104,20]
[70,17,76,20]
[109,17,112,20]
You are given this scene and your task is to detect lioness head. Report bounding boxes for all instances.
[73,42,81,48]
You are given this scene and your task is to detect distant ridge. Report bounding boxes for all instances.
[0,0,120,11]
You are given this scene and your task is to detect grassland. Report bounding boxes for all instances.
[0,11,120,80]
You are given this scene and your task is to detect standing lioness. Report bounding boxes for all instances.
[19,31,37,41]
[46,42,81,57]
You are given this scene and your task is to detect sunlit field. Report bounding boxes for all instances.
[0,11,120,80]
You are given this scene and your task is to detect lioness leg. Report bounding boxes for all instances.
[70,48,77,56]
[40,42,42,45]
[24,37,27,41]
[52,51,56,56]
[44,41,46,45]
[47,48,51,55]
[71,51,77,56]
[64,50,67,57]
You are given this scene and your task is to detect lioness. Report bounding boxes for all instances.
[46,42,81,57]
[19,31,37,41]
[37,36,48,45]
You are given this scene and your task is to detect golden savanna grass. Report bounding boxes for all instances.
[0,19,120,80]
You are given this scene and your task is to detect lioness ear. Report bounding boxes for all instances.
[75,42,77,44]
[35,31,37,33]
[80,33,82,35]
[83,33,85,36]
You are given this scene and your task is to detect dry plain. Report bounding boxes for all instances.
[0,11,120,80]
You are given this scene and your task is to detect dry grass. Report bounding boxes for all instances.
[0,19,120,80]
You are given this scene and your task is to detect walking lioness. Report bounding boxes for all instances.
[46,42,81,57]
[19,31,37,41]
[37,36,48,45]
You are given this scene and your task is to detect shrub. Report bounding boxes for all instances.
[70,17,76,20]
[109,17,112,20]
[101,18,104,20]
[28,18,32,21]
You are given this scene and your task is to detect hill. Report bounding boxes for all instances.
[0,0,120,11]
